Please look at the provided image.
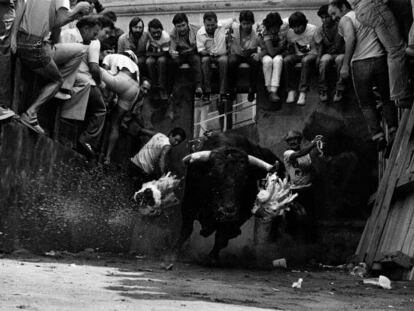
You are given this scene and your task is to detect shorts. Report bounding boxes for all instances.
[16,31,51,70]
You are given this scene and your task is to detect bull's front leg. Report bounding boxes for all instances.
[206,225,242,266]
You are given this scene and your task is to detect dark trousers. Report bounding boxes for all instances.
[201,55,228,94]
[283,54,317,92]
[79,86,106,150]
[0,34,12,108]
[351,56,398,138]
[146,55,168,90]
[217,97,233,130]
[171,53,202,88]
[137,56,147,79]
[228,54,259,93]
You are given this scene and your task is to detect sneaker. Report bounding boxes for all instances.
[20,112,45,135]
[78,138,97,157]
[297,92,307,106]
[286,90,296,104]
[54,91,71,101]
[0,106,16,120]
[319,90,328,102]
[195,87,203,98]
[406,46,414,57]
[333,90,343,103]
[268,91,280,103]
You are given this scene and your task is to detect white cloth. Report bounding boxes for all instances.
[102,53,139,80]
[338,10,384,62]
[262,55,283,88]
[131,133,171,174]
[20,0,70,39]
[286,24,317,56]
[196,18,233,56]
[283,150,312,189]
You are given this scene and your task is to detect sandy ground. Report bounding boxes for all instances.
[0,254,413,311]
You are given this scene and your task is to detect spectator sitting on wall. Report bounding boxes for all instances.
[100,10,124,53]
[228,10,261,105]
[60,15,112,156]
[284,11,317,106]
[129,127,187,189]
[146,18,170,101]
[329,0,398,153]
[315,4,345,104]
[11,0,92,135]
[170,13,203,100]
[100,50,142,165]
[283,130,322,239]
[196,11,234,131]
[0,0,16,120]
[259,12,288,104]
[118,16,149,78]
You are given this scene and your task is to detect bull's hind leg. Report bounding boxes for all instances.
[206,225,242,266]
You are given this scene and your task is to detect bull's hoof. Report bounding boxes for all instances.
[199,254,221,267]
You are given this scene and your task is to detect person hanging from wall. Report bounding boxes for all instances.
[11,0,92,135]
[100,50,149,165]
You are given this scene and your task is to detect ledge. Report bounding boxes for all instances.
[101,0,326,16]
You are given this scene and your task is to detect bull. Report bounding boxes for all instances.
[174,132,284,265]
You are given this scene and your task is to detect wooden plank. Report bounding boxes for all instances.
[401,203,414,256]
[362,107,414,265]
[356,110,410,261]
[388,198,414,254]
[378,200,402,254]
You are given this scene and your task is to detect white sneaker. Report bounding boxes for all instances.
[54,91,71,101]
[286,90,296,104]
[297,92,307,106]
[0,106,16,120]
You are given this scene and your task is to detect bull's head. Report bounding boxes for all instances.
[183,147,274,222]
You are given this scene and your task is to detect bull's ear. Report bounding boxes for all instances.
[182,151,212,164]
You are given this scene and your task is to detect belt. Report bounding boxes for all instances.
[17,30,48,44]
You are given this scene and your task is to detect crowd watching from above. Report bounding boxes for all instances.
[0,0,413,176]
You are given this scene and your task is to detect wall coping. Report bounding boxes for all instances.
[101,0,326,16]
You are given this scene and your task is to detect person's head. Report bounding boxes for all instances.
[262,12,283,33]
[148,18,164,41]
[77,16,102,44]
[239,10,255,33]
[288,11,308,34]
[129,17,144,40]
[140,77,151,96]
[284,130,302,150]
[329,0,352,22]
[102,10,117,23]
[318,4,335,27]
[203,12,218,36]
[97,15,114,42]
[172,13,189,36]
[168,127,186,146]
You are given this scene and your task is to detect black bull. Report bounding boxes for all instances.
[175,133,284,263]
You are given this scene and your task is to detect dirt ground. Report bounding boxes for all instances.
[0,253,413,311]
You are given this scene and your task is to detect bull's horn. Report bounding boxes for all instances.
[248,155,273,171]
[183,151,211,164]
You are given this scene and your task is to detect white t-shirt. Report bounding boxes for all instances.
[283,150,312,189]
[20,0,70,39]
[131,133,171,174]
[59,27,99,86]
[147,30,170,53]
[287,24,317,56]
[102,54,139,80]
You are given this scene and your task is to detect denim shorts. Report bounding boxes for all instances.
[16,31,51,70]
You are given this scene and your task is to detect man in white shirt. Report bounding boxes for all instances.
[11,0,92,134]
[129,127,187,187]
[146,18,170,100]
[284,11,317,106]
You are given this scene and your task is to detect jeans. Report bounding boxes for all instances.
[171,53,202,88]
[351,56,398,138]
[262,55,283,91]
[355,0,411,101]
[318,54,345,92]
[0,32,11,108]
[79,86,106,150]
[17,32,85,119]
[283,54,317,92]
[228,54,260,92]
[201,55,228,94]
[146,55,168,90]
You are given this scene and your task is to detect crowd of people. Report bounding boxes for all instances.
[0,0,413,173]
